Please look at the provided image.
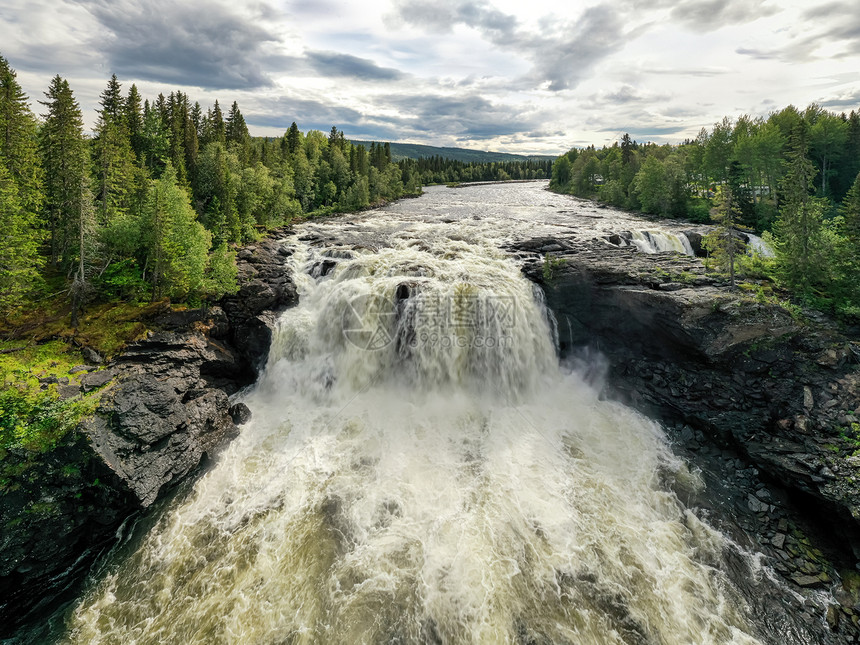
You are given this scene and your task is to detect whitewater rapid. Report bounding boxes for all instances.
[61,198,768,644]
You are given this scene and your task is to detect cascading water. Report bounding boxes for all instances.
[60,215,770,645]
[628,230,695,256]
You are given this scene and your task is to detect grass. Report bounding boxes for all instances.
[0,292,164,470]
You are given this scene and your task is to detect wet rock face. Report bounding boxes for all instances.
[220,232,298,373]
[520,239,860,527]
[517,237,860,641]
[84,331,242,508]
[1,234,298,636]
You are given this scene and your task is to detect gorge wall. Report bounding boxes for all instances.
[0,233,297,635]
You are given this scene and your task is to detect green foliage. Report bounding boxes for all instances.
[203,243,239,301]
[0,340,105,455]
[147,163,211,300]
[0,387,88,453]
[0,163,42,317]
[95,258,150,301]
[542,253,566,284]
[686,198,712,223]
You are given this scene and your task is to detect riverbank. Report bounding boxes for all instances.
[0,231,299,637]
[515,236,860,639]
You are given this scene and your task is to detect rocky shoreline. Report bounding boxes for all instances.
[514,236,860,641]
[0,231,297,637]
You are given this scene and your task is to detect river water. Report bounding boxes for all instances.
[58,183,807,643]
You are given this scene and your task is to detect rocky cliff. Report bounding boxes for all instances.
[0,233,297,635]
[516,238,860,637]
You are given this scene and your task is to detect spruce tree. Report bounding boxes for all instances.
[125,84,144,161]
[39,75,89,267]
[772,123,829,293]
[0,55,43,216]
[703,185,747,288]
[286,122,300,154]
[0,56,42,314]
[92,75,136,225]
[225,101,248,143]
[841,171,860,245]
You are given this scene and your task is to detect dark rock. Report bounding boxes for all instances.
[82,347,103,365]
[57,384,81,400]
[793,574,824,587]
[229,402,252,425]
[80,370,114,392]
[523,237,860,538]
[68,365,96,374]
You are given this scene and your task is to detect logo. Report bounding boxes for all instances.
[341,293,396,350]
[341,291,517,351]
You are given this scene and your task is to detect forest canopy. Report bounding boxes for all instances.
[549,105,860,316]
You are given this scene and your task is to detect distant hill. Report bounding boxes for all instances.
[349,141,556,164]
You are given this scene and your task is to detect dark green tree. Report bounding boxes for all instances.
[39,75,90,267]
[92,75,136,225]
[772,123,830,293]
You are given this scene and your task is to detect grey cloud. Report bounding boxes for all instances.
[71,0,277,89]
[383,92,545,140]
[803,1,851,20]
[744,2,860,62]
[267,50,406,82]
[390,0,626,92]
[304,51,405,81]
[736,47,779,60]
[819,88,860,109]
[246,97,363,131]
[604,85,650,104]
[647,67,729,77]
[600,125,688,138]
[670,0,780,32]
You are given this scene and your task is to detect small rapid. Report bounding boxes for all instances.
[60,197,772,644]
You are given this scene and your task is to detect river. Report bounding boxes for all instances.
[56,182,812,644]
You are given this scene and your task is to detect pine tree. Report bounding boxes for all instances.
[286,122,301,154]
[0,55,43,216]
[772,123,830,292]
[125,84,144,161]
[0,56,42,314]
[0,162,41,316]
[208,100,226,146]
[703,185,747,288]
[841,171,860,245]
[39,75,89,267]
[92,75,136,225]
[225,101,248,143]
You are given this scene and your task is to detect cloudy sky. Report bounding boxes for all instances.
[2,0,859,154]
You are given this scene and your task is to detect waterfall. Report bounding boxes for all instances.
[62,217,766,644]
[742,232,775,258]
[628,229,695,256]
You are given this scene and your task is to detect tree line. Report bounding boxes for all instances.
[0,54,414,322]
[550,106,860,316]
[398,156,551,185]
